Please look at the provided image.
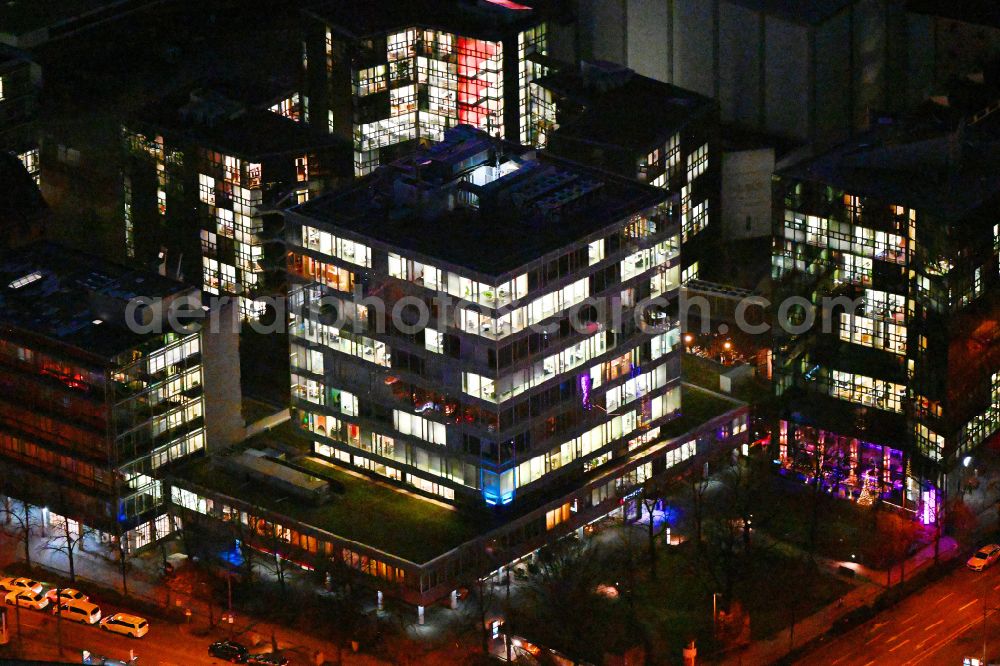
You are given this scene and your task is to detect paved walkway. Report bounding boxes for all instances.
[0,526,394,665]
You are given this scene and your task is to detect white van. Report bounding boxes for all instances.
[54,599,101,625]
[100,613,149,638]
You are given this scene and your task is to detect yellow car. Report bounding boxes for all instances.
[5,588,50,611]
[0,577,44,596]
[100,613,149,638]
[46,587,89,604]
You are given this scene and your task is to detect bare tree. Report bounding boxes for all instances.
[0,498,40,570]
[465,566,501,656]
[689,473,710,550]
[113,523,131,597]
[514,538,615,665]
[637,477,669,579]
[42,513,95,583]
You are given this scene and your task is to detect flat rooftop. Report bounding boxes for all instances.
[0,241,192,359]
[172,387,743,563]
[0,44,34,68]
[172,426,489,564]
[539,64,715,153]
[131,86,349,162]
[0,0,162,44]
[906,0,1000,29]
[728,0,854,26]
[780,113,1000,219]
[290,125,666,277]
[307,0,546,41]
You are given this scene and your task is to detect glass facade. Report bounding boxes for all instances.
[773,176,1000,508]
[285,138,684,508]
[326,21,547,176]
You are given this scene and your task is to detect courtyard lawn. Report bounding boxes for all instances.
[637,540,852,645]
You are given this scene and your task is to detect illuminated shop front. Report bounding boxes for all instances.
[778,421,914,511]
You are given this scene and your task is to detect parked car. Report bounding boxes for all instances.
[100,613,149,638]
[52,598,101,624]
[5,588,49,610]
[967,544,1000,571]
[209,640,249,663]
[247,653,289,666]
[46,587,88,604]
[0,577,44,595]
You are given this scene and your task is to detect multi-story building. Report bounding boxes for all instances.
[0,45,41,184]
[0,242,213,553]
[165,125,751,607]
[0,151,46,250]
[535,61,718,283]
[122,84,350,320]
[0,0,166,49]
[284,125,684,507]
[301,0,553,176]
[772,112,1000,518]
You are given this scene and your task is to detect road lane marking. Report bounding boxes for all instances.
[994,582,1000,591]
[901,613,918,624]
[866,633,884,644]
[889,640,911,653]
[905,608,1000,665]
[936,592,954,604]
[830,657,846,665]
[887,626,914,642]
[959,599,978,611]
[924,619,943,631]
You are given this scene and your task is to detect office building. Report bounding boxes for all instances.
[772,107,1000,517]
[0,45,41,184]
[123,84,349,319]
[535,61,717,282]
[301,0,553,176]
[284,124,686,507]
[0,242,212,552]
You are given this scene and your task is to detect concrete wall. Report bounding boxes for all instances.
[202,298,245,450]
[763,16,810,140]
[718,2,762,128]
[546,17,578,64]
[720,146,774,240]
[673,0,716,98]
[815,10,853,146]
[627,0,671,82]
[576,0,626,63]
[571,0,918,145]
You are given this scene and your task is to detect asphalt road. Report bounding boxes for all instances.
[798,560,1000,666]
[0,601,297,665]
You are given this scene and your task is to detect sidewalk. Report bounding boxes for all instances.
[0,530,393,665]
[720,536,961,665]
